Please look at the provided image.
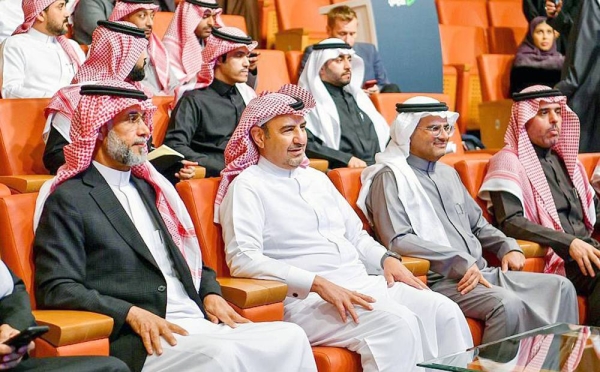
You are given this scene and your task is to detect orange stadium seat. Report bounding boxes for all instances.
[274,0,329,51]
[439,25,488,133]
[152,11,174,39]
[176,178,363,372]
[0,192,114,357]
[436,0,489,28]
[0,98,52,193]
[254,49,290,93]
[487,0,528,28]
[150,96,174,147]
[487,26,527,54]
[578,153,600,180]
[285,50,303,84]
[454,158,589,324]
[327,167,485,346]
[221,14,248,34]
[477,54,514,102]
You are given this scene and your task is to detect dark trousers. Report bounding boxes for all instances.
[566,259,600,326]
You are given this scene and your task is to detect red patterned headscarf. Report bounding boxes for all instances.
[215,84,316,217]
[480,85,596,275]
[109,0,173,95]
[36,81,203,290]
[13,0,82,69]
[46,21,148,123]
[163,0,223,83]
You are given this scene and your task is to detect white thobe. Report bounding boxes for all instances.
[0,28,85,98]
[0,0,23,43]
[93,162,317,372]
[220,157,473,372]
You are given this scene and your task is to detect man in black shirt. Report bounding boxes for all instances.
[164,27,258,177]
[298,38,390,169]
[479,85,600,326]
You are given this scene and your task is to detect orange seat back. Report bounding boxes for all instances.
[454,159,491,221]
[436,0,489,28]
[274,0,329,33]
[439,25,488,68]
[153,11,174,39]
[487,1,528,27]
[0,98,50,176]
[487,26,527,54]
[150,96,174,147]
[577,153,600,180]
[221,14,248,34]
[254,49,290,93]
[176,178,230,277]
[369,93,452,124]
[0,192,39,307]
[327,168,372,234]
[285,50,303,84]
[477,54,514,102]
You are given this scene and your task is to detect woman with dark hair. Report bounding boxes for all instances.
[509,17,565,94]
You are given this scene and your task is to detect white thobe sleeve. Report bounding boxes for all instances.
[220,180,316,299]
[1,40,46,98]
[332,185,387,274]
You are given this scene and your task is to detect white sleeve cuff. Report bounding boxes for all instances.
[285,266,316,300]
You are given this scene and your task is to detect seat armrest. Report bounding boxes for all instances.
[0,175,53,193]
[401,257,430,277]
[308,158,328,173]
[216,277,287,309]
[516,240,546,258]
[32,310,113,347]
[191,166,206,179]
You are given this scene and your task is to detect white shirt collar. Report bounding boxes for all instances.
[93,161,131,187]
[257,156,301,178]
[26,27,58,44]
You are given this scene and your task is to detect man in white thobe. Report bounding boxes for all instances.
[217,84,473,372]
[33,81,317,372]
[0,0,85,98]
[0,0,23,43]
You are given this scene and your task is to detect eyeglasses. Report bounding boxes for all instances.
[418,124,455,138]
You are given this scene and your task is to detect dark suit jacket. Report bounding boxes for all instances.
[34,165,222,372]
[0,270,36,331]
[300,42,390,86]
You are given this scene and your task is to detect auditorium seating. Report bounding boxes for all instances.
[0,98,52,193]
[285,50,304,84]
[273,0,329,51]
[439,25,488,133]
[0,193,114,357]
[176,177,363,372]
[221,14,249,34]
[454,158,589,324]
[152,11,173,39]
[578,153,600,180]
[436,0,489,28]
[487,0,528,28]
[476,54,514,149]
[327,167,484,346]
[487,26,527,54]
[150,96,174,147]
[254,49,291,93]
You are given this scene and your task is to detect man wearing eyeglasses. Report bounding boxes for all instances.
[357,96,578,344]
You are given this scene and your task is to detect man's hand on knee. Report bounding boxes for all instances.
[569,238,600,277]
[310,276,375,324]
[457,264,491,295]
[382,257,428,290]
[126,306,189,356]
[203,294,250,328]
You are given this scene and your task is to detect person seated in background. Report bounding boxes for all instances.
[0,0,23,43]
[480,85,600,326]
[33,81,317,372]
[0,259,129,372]
[164,27,257,178]
[0,0,85,98]
[43,20,149,175]
[299,38,390,169]
[299,6,399,95]
[109,0,181,96]
[509,16,564,95]
[162,0,223,83]
[218,84,472,372]
[359,96,578,344]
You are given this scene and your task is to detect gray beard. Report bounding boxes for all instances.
[106,130,147,166]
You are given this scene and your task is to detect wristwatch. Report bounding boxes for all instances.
[380,250,403,268]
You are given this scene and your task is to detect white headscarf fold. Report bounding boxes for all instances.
[298,38,389,151]
[357,96,459,248]
[0,261,14,298]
